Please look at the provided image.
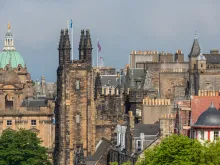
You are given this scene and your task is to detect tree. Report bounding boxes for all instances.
[203,139,220,165]
[137,134,205,165]
[0,129,51,165]
[110,161,132,165]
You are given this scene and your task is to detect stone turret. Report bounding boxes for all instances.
[58,30,64,66]
[79,30,85,60]
[78,29,92,65]
[63,29,71,65]
[189,32,201,71]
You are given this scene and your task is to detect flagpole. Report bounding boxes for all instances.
[97,38,99,68]
[71,19,74,61]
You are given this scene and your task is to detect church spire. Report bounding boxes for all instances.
[189,30,200,57]
[3,23,15,51]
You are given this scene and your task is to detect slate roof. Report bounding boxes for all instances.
[122,68,145,89]
[133,124,160,137]
[194,102,220,127]
[86,138,111,161]
[21,99,48,107]
[204,54,220,64]
[100,75,118,87]
[189,37,200,57]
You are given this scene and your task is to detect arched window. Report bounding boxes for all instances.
[5,94,13,109]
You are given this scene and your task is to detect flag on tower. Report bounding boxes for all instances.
[70,19,73,28]
[97,40,101,52]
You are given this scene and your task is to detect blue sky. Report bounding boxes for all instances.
[0,0,220,81]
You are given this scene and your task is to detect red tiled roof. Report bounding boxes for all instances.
[191,96,220,125]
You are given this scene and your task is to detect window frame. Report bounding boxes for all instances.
[7,120,12,126]
[136,140,142,151]
[200,131,204,140]
[31,120,37,126]
[214,131,219,140]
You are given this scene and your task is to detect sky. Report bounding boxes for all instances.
[0,0,220,81]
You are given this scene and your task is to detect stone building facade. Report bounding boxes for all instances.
[132,34,220,101]
[0,24,55,153]
[54,29,96,165]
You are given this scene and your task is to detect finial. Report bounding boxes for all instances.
[195,30,197,39]
[210,101,215,108]
[8,22,10,30]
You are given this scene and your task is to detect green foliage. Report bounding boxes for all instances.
[137,134,220,165]
[0,129,51,165]
[203,140,220,165]
[110,162,118,165]
[110,161,132,165]
[122,161,132,165]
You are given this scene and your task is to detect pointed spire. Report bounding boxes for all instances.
[79,30,85,60]
[85,29,92,48]
[79,30,85,48]
[189,30,200,57]
[58,29,64,49]
[64,29,71,48]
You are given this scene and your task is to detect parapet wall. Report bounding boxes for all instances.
[143,98,171,106]
[198,90,220,96]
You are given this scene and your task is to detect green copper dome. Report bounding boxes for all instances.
[0,50,25,69]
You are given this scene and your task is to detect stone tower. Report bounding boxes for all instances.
[188,33,201,96]
[54,29,96,165]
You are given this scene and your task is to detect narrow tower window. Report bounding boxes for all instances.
[76,114,80,124]
[75,80,80,90]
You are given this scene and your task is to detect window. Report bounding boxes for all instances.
[137,140,141,151]
[31,120,36,126]
[201,64,203,68]
[75,80,80,90]
[7,120,12,126]
[76,115,80,124]
[200,131,204,140]
[117,133,121,145]
[214,131,219,140]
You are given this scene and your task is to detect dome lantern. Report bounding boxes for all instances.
[0,23,25,69]
[3,23,15,51]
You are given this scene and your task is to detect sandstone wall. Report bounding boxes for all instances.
[159,72,188,100]
[142,98,172,124]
